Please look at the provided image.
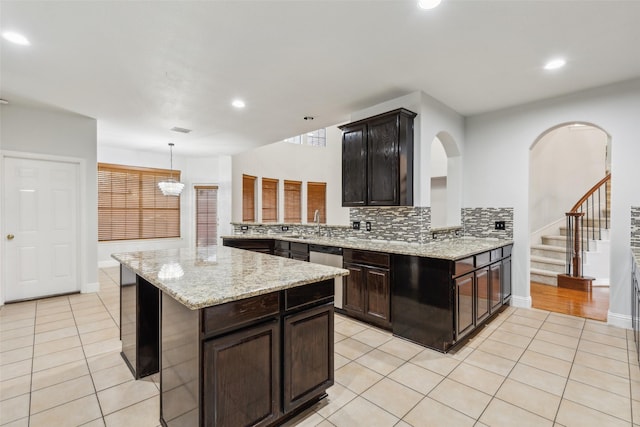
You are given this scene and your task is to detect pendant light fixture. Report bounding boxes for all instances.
[158,143,184,196]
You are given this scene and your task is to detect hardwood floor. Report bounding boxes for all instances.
[530,281,609,321]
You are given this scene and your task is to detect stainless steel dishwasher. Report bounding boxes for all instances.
[308,244,344,309]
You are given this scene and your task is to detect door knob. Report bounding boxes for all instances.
[6,234,14,240]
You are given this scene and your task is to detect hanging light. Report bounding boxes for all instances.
[158,143,185,196]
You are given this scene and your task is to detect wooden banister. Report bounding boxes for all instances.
[570,173,611,213]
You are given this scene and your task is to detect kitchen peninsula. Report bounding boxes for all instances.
[113,246,348,427]
[224,234,513,352]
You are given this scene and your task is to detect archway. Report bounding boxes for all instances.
[430,131,462,228]
[529,122,611,320]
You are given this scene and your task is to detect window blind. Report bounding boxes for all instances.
[262,177,278,223]
[242,174,256,222]
[195,185,218,247]
[284,180,302,223]
[307,182,326,223]
[98,163,181,241]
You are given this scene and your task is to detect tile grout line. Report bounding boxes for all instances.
[67,294,108,426]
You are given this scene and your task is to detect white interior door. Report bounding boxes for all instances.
[3,156,79,301]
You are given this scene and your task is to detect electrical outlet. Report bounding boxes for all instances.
[281,226,289,232]
[495,221,506,230]
[365,221,372,231]
[352,221,361,230]
[240,225,249,231]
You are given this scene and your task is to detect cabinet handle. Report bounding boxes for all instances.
[6,234,14,240]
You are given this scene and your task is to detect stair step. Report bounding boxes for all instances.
[531,255,566,273]
[530,268,558,286]
[531,244,566,260]
[559,226,611,240]
[541,235,567,248]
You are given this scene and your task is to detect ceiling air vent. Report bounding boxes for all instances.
[170,126,192,134]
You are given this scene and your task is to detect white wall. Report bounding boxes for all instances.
[231,126,349,225]
[0,102,98,303]
[530,125,608,232]
[464,78,640,327]
[97,146,231,266]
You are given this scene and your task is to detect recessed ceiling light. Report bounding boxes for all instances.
[232,99,245,109]
[544,58,566,70]
[418,0,442,10]
[2,31,30,46]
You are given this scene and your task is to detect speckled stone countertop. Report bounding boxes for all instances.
[112,246,348,310]
[222,235,513,261]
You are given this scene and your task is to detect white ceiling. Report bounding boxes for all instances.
[2,0,640,157]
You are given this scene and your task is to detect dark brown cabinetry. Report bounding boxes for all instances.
[283,303,334,412]
[392,244,513,352]
[222,238,274,254]
[203,320,280,427]
[340,108,417,207]
[119,265,159,379]
[274,240,309,261]
[343,249,391,329]
[160,279,334,427]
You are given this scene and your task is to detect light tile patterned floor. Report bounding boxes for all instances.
[0,267,638,426]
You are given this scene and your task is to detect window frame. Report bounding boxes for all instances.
[284,180,302,223]
[242,174,257,222]
[195,185,218,248]
[307,181,327,224]
[261,177,279,223]
[98,162,181,242]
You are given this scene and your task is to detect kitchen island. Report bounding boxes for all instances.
[113,246,348,427]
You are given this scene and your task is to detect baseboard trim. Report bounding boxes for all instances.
[82,282,100,293]
[98,260,119,268]
[607,311,631,330]
[510,295,532,308]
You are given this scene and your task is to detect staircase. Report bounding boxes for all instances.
[531,229,567,286]
[531,174,611,287]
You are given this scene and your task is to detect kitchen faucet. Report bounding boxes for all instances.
[314,209,321,236]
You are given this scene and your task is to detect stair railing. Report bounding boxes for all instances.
[565,173,611,277]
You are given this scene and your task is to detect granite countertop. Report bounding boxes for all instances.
[112,246,348,310]
[222,234,513,260]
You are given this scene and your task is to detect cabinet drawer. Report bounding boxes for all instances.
[475,252,490,268]
[290,242,308,254]
[503,245,513,257]
[344,249,390,268]
[275,240,290,251]
[285,280,334,311]
[455,257,474,276]
[490,248,502,261]
[203,292,280,336]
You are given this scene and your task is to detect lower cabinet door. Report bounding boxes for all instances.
[283,303,334,412]
[502,257,512,303]
[365,266,391,327]
[343,263,366,314]
[489,262,502,313]
[475,267,490,323]
[455,273,474,339]
[203,320,280,427]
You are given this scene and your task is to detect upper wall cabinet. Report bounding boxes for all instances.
[340,108,417,207]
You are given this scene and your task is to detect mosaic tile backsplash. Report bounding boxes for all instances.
[632,206,640,248]
[462,207,514,239]
[232,206,514,243]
